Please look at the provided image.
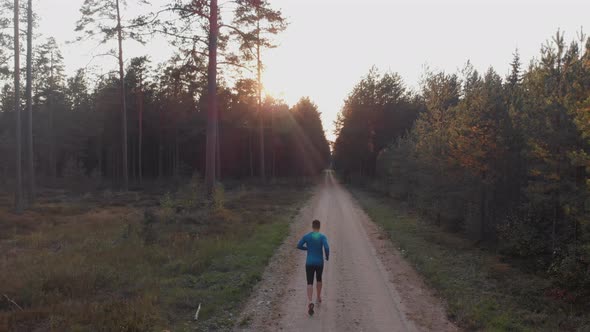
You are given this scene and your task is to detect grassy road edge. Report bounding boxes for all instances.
[348,186,585,332]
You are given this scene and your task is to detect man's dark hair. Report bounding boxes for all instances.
[312,219,321,229]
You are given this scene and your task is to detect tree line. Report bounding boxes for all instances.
[334,31,590,298]
[0,0,330,212]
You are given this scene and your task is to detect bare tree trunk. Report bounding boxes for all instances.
[14,0,23,213]
[110,148,114,182]
[272,147,276,179]
[113,148,118,182]
[169,147,173,178]
[138,73,143,185]
[175,126,179,177]
[216,121,220,180]
[25,0,34,205]
[257,22,265,183]
[97,133,102,178]
[249,129,254,177]
[271,106,276,180]
[480,181,486,241]
[158,142,163,179]
[116,0,128,191]
[131,135,136,182]
[158,112,163,179]
[205,0,219,195]
[552,193,558,253]
[49,52,56,184]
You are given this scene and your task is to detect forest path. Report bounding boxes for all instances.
[235,172,458,332]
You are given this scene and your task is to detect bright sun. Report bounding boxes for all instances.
[261,80,286,102]
[262,72,298,106]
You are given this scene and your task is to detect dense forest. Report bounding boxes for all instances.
[0,3,332,329]
[1,0,590,330]
[334,31,590,300]
[0,0,331,202]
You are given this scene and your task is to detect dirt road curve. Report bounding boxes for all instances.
[235,172,458,332]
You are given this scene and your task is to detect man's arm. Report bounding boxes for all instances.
[297,236,307,250]
[323,235,330,260]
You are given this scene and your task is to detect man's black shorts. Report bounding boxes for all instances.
[305,264,324,285]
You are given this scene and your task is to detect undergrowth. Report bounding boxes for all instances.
[350,187,590,332]
[0,180,309,331]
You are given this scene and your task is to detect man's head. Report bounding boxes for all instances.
[312,219,321,231]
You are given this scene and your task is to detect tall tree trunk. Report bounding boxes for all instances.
[116,0,128,191]
[158,140,163,179]
[158,113,163,179]
[272,146,276,179]
[552,95,563,253]
[14,0,23,213]
[138,73,143,185]
[49,52,56,183]
[97,133,102,178]
[257,21,265,182]
[169,148,173,178]
[25,0,34,205]
[249,129,253,177]
[479,180,486,241]
[109,148,113,180]
[205,0,219,195]
[552,192,559,253]
[113,148,118,181]
[131,135,136,182]
[216,120,220,180]
[271,106,275,180]
[175,126,179,177]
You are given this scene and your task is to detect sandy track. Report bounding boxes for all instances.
[235,172,457,332]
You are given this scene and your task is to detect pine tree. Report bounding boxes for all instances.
[507,49,522,88]
[232,0,287,182]
[450,68,509,238]
[75,0,149,191]
[291,97,330,176]
[13,0,22,213]
[521,31,582,252]
[34,38,65,182]
[24,0,33,204]
[127,57,150,185]
[165,0,286,194]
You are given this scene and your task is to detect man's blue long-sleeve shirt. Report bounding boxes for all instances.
[297,231,330,266]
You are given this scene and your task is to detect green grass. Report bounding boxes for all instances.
[0,183,309,331]
[349,187,590,332]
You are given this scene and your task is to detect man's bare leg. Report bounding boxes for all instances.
[307,285,315,315]
[316,282,322,303]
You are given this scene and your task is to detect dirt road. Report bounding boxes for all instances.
[236,172,457,332]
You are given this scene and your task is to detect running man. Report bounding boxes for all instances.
[297,219,330,316]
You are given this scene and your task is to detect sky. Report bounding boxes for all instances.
[38,0,590,142]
